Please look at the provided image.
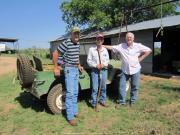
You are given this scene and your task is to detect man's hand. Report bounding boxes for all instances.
[96,64,101,70]
[138,57,143,62]
[53,67,60,78]
[100,64,105,69]
[138,51,151,62]
[78,65,84,73]
[96,64,105,70]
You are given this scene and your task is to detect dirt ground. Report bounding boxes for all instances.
[0,56,17,76]
[141,74,179,83]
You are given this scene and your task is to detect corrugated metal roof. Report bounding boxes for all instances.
[51,15,180,42]
[51,33,70,42]
[0,38,18,42]
[103,15,180,37]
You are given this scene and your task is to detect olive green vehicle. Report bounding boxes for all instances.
[16,54,125,114]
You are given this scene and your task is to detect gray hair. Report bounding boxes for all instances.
[126,32,134,39]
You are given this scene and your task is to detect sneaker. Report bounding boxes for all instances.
[88,99,95,108]
[68,119,77,126]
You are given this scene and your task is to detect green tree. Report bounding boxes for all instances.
[60,0,179,30]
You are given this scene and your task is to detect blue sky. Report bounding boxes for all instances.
[0,1,179,49]
[0,0,66,49]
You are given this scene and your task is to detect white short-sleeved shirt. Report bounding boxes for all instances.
[112,42,151,75]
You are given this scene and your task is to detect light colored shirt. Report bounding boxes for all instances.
[112,42,151,75]
[87,46,109,68]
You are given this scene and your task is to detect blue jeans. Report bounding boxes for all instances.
[119,71,140,104]
[64,67,79,120]
[91,68,107,107]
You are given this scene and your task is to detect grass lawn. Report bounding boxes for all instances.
[0,72,180,135]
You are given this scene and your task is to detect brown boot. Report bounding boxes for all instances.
[68,119,77,126]
[99,102,109,107]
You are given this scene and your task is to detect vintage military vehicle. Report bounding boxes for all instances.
[16,54,126,114]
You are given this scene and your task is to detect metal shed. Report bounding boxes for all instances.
[0,38,18,53]
[50,15,180,74]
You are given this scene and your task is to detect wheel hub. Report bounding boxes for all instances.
[56,92,66,110]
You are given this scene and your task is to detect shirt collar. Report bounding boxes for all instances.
[95,46,104,52]
[68,38,79,45]
[126,42,134,49]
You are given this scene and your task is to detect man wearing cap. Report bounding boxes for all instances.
[53,26,83,126]
[103,32,151,107]
[87,33,109,110]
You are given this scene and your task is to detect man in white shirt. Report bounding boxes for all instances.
[87,33,109,110]
[103,32,151,107]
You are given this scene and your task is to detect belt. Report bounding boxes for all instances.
[92,67,108,70]
[64,64,78,67]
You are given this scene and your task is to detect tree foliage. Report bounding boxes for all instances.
[60,0,179,30]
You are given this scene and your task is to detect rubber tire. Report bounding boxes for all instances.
[16,55,35,88]
[47,84,66,114]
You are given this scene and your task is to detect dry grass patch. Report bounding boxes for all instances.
[160,102,180,124]
[0,56,17,76]
[132,121,166,135]
[0,103,16,116]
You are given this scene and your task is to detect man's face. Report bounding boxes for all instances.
[71,32,80,43]
[126,33,134,46]
[96,37,104,46]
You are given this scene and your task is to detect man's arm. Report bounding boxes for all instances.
[52,50,60,77]
[101,49,109,68]
[77,59,84,73]
[138,50,152,62]
[102,45,113,50]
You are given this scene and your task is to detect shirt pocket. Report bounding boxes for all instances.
[102,53,108,58]
[92,53,98,61]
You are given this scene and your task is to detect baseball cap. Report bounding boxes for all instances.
[96,33,104,39]
[71,26,80,33]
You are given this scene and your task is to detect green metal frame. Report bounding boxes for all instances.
[24,59,122,99]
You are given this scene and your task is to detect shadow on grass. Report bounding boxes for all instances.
[78,89,93,108]
[15,91,52,114]
[14,80,120,115]
[107,79,119,102]
[151,83,180,92]
[78,78,119,107]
